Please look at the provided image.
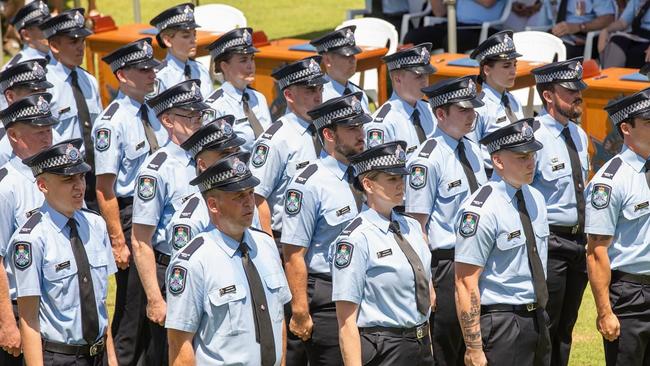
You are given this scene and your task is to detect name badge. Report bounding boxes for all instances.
[496,116,507,123]
[377,249,393,258]
[552,163,565,172]
[235,118,248,125]
[407,146,417,153]
[296,161,309,170]
[635,201,649,211]
[448,180,462,189]
[337,206,351,216]
[136,141,145,150]
[59,107,71,114]
[508,230,521,240]
[56,261,71,271]
[220,285,236,296]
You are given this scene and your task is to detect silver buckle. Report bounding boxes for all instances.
[571,225,579,234]
[416,324,425,339]
[89,339,105,356]
[526,303,537,312]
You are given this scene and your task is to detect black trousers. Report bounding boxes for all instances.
[143,261,169,366]
[609,35,650,68]
[430,251,465,366]
[360,329,434,365]
[43,349,104,366]
[481,309,551,366]
[0,304,22,366]
[403,23,499,53]
[605,275,650,365]
[302,274,343,366]
[564,34,601,60]
[546,231,588,366]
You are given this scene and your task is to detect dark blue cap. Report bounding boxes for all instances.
[531,57,587,91]
[190,151,260,192]
[605,87,650,125]
[181,115,245,158]
[310,26,362,56]
[10,0,50,31]
[207,27,259,59]
[423,75,483,109]
[470,30,521,63]
[24,138,91,176]
[150,3,198,48]
[146,79,210,116]
[271,56,327,90]
[0,92,57,128]
[39,8,92,39]
[382,43,436,74]
[102,38,160,73]
[480,118,543,154]
[0,58,52,92]
[307,91,372,130]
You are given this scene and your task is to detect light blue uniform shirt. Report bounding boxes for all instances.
[405,131,488,249]
[8,202,117,345]
[382,0,409,14]
[0,46,51,110]
[458,0,508,24]
[46,60,102,153]
[165,227,291,366]
[532,115,589,226]
[205,82,272,153]
[585,145,650,274]
[322,75,370,113]
[156,53,213,100]
[91,92,169,198]
[249,113,319,232]
[331,207,432,328]
[364,92,436,155]
[455,176,549,305]
[281,151,360,274]
[544,0,615,43]
[0,138,13,169]
[620,0,650,30]
[132,141,199,255]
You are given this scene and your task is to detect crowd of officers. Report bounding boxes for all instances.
[0,2,648,366]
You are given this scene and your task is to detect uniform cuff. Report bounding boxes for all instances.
[454,255,485,268]
[331,293,361,304]
[584,226,615,236]
[16,288,41,298]
[404,205,430,215]
[131,215,159,227]
[254,184,272,199]
[165,320,199,333]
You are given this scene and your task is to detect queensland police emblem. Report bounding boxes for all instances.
[285,189,302,215]
[334,242,354,269]
[459,212,480,237]
[251,143,269,167]
[168,266,187,295]
[409,165,427,189]
[138,175,157,201]
[591,183,611,209]
[13,242,32,270]
[172,225,191,250]
[95,128,111,151]
[367,129,384,148]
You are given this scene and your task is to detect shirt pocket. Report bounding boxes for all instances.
[88,251,109,297]
[207,286,248,336]
[622,200,650,235]
[494,230,527,277]
[323,207,357,229]
[42,260,79,311]
[124,140,149,162]
[540,159,572,182]
[263,272,289,322]
[54,107,77,136]
[438,177,469,200]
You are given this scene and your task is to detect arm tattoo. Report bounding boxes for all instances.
[460,291,482,349]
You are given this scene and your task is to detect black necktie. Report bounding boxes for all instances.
[644,160,650,189]
[70,69,94,166]
[514,190,549,309]
[633,0,650,35]
[67,218,100,344]
[238,242,276,366]
[306,124,323,156]
[561,127,586,231]
[411,108,427,144]
[501,93,518,123]
[346,166,364,212]
[243,92,265,139]
[389,220,430,315]
[139,105,160,154]
[457,140,479,193]
[556,0,568,23]
[183,63,192,80]
[343,86,352,95]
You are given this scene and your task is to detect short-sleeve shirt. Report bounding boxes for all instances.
[457,0,508,24]
[620,0,650,31]
[322,75,370,113]
[155,53,213,99]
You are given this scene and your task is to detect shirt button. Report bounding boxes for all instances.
[83,277,88,283]
[260,305,266,311]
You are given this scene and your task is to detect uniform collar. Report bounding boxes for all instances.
[21,45,48,59]
[214,228,255,258]
[50,60,76,81]
[166,140,194,167]
[221,81,246,101]
[165,53,189,70]
[362,205,401,234]
[324,74,349,94]
[283,111,312,135]
[320,150,348,180]
[9,155,35,182]
[116,91,145,112]
[43,201,83,233]
[539,113,569,138]
[434,127,459,152]
[481,83,504,104]
[490,173,519,203]
[620,144,648,173]
[390,91,417,117]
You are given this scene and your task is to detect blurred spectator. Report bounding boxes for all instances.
[504,0,549,31]
[598,0,650,68]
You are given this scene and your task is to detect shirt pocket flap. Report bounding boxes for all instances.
[264,272,288,290]
[323,207,356,226]
[124,141,149,160]
[540,161,572,181]
[438,178,469,199]
[208,285,247,306]
[533,222,550,238]
[622,201,650,221]
[495,232,526,251]
[88,251,108,268]
[43,260,78,281]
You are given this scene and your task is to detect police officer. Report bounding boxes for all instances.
[406,76,488,366]
[333,141,435,365]
[0,92,57,366]
[586,88,650,365]
[309,26,370,112]
[40,8,102,207]
[281,93,369,365]
[455,119,550,366]
[131,79,209,365]
[4,0,51,70]
[205,27,272,152]
[470,31,524,176]
[166,151,290,365]
[531,58,590,366]
[92,37,169,366]
[150,3,213,98]
[251,55,325,237]
[9,138,118,365]
[363,43,436,155]
[0,58,53,166]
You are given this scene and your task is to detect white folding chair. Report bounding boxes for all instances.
[346,0,373,19]
[399,0,432,43]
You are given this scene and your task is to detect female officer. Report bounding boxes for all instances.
[331,141,434,365]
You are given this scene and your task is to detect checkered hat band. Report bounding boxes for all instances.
[313,106,356,130]
[31,154,74,175]
[0,70,40,91]
[610,99,650,125]
[475,42,515,61]
[353,155,403,175]
[109,49,150,71]
[43,19,82,38]
[189,130,225,157]
[277,68,321,89]
[486,132,530,153]
[386,55,427,71]
[2,105,47,125]
[430,88,474,109]
[152,91,199,115]
[210,37,249,58]
[534,69,581,84]
[198,169,250,192]
[17,9,46,29]
[156,13,193,31]
[315,37,354,53]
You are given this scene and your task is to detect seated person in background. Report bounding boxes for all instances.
[547,0,615,59]
[403,0,506,53]
[369,0,410,38]
[598,0,650,68]
[504,0,549,31]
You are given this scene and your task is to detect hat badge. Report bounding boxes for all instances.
[32,62,45,79]
[190,82,201,99]
[504,34,514,49]
[220,119,233,136]
[184,5,194,20]
[467,79,477,95]
[574,61,583,76]
[308,58,321,74]
[243,29,252,45]
[65,144,80,163]
[36,96,49,113]
[345,28,354,43]
[74,11,84,27]
[420,47,430,63]
[395,145,406,162]
[351,96,362,113]
[143,42,153,58]
[232,157,248,177]
[522,121,534,140]
[40,1,50,15]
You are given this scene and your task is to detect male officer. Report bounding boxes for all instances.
[250,56,325,237]
[0,93,57,366]
[586,88,650,366]
[9,138,118,365]
[405,76,487,366]
[0,58,53,166]
[131,79,209,365]
[455,119,551,366]
[167,152,291,365]
[282,93,369,365]
[205,27,272,152]
[309,26,370,112]
[4,0,51,69]
[92,37,169,366]
[40,8,102,206]
[531,58,590,366]
[150,3,212,98]
[363,43,436,155]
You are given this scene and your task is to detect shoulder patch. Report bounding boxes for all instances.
[409,164,427,190]
[172,224,192,250]
[137,175,157,201]
[101,102,120,120]
[374,104,391,122]
[591,183,612,209]
[0,168,7,183]
[205,89,224,103]
[154,59,168,72]
[19,212,42,234]
[147,152,168,171]
[601,157,622,180]
[418,139,437,158]
[366,129,384,148]
[81,208,101,216]
[341,217,363,236]
[285,189,303,215]
[95,128,111,152]
[167,265,187,295]
[180,196,200,219]
[13,241,32,270]
[334,241,354,269]
[459,212,480,237]
[261,121,284,140]
[251,142,270,167]
[250,226,272,238]
[470,186,493,208]
[178,237,204,261]
[295,164,318,184]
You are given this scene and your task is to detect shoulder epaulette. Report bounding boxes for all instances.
[81,207,100,216]
[532,119,541,131]
[0,127,5,139]
[262,120,284,140]
[101,102,120,120]
[247,85,258,91]
[205,89,224,103]
[477,91,486,101]
[147,152,168,171]
[0,167,7,183]
[374,104,391,122]
[341,217,363,236]
[154,59,168,72]
[418,139,437,158]
[470,186,493,208]
[6,53,22,67]
[250,226,272,238]
[178,237,204,260]
[19,212,42,234]
[180,196,200,219]
[295,164,318,184]
[601,157,622,180]
[348,81,362,90]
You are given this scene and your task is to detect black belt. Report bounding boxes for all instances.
[431,248,454,261]
[360,322,429,340]
[154,250,170,267]
[612,270,650,285]
[481,303,539,314]
[308,273,332,282]
[117,196,133,210]
[42,336,106,357]
[549,224,580,235]
[272,230,282,239]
